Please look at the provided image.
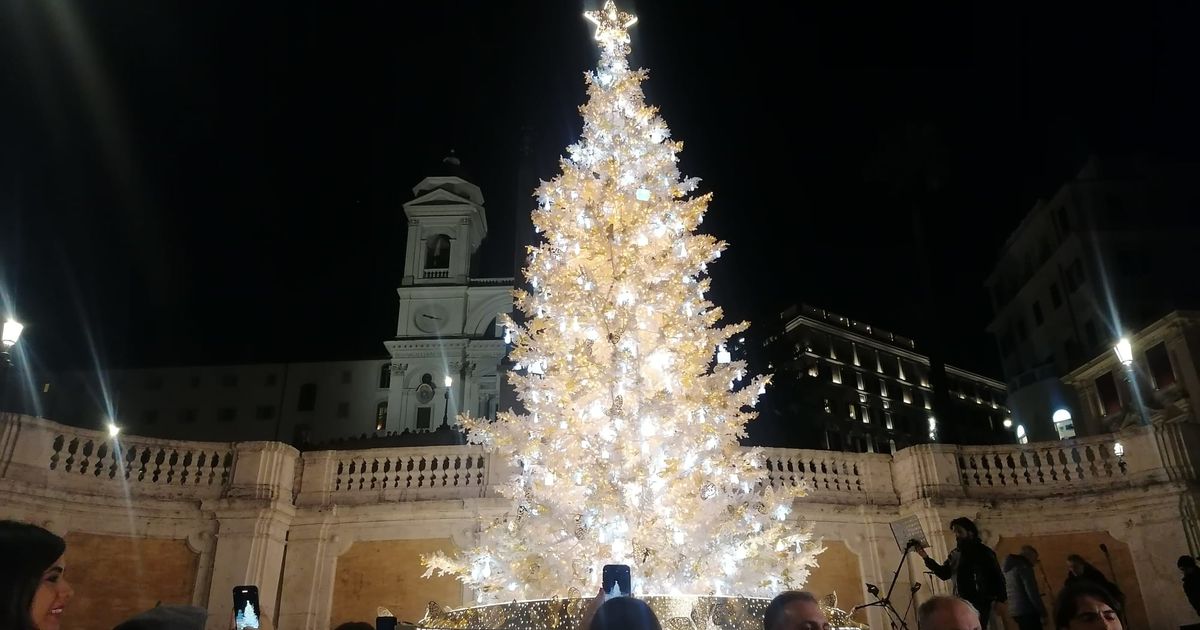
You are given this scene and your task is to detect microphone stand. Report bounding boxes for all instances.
[852,540,919,629]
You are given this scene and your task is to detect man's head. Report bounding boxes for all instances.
[1020,545,1039,563]
[763,591,829,630]
[948,517,979,542]
[917,596,980,630]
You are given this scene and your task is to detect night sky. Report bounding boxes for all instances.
[2,0,1198,379]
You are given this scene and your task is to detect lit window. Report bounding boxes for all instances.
[879,379,888,397]
[831,366,842,384]
[375,401,388,431]
[1016,424,1028,444]
[923,392,932,410]
[848,404,857,420]
[862,407,871,424]
[859,393,868,404]
[865,435,875,453]
[807,362,819,378]
[920,375,930,388]
[902,389,913,404]
[856,372,865,391]
[897,358,906,381]
[885,412,894,430]
[852,344,860,367]
[876,355,884,373]
[882,399,890,409]
[823,399,832,414]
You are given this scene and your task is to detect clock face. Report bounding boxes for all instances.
[413,303,449,334]
[415,383,435,404]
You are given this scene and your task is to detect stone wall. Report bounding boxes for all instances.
[331,539,463,626]
[2,413,1199,630]
[64,533,199,630]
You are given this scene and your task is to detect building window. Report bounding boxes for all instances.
[848,404,857,420]
[426,234,451,269]
[1084,320,1098,349]
[1094,371,1122,416]
[902,388,913,404]
[222,374,238,388]
[876,353,885,374]
[341,370,352,385]
[379,364,392,389]
[884,412,894,430]
[851,343,860,367]
[142,410,159,425]
[865,435,876,453]
[806,360,819,378]
[897,358,907,381]
[888,439,897,454]
[823,398,832,414]
[923,392,932,410]
[416,406,432,429]
[879,378,888,398]
[1050,283,1062,309]
[217,407,237,422]
[1069,258,1085,292]
[831,366,842,385]
[856,372,865,391]
[337,402,350,419]
[1145,342,1176,389]
[298,383,317,412]
[1032,301,1044,326]
[180,409,197,424]
[1016,424,1029,444]
[862,406,871,424]
[375,401,388,431]
[265,373,278,386]
[255,405,276,420]
[1052,408,1076,440]
[882,399,890,409]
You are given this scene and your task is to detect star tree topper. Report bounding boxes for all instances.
[584,0,638,46]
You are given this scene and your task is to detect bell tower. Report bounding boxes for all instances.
[383,153,513,435]
[400,153,488,287]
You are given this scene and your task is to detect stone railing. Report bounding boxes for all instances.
[953,433,1126,497]
[469,277,515,287]
[759,447,897,505]
[0,413,297,502]
[295,445,495,506]
[422,269,450,279]
[4,413,1198,510]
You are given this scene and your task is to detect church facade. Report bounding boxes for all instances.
[42,158,513,445]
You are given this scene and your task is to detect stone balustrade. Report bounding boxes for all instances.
[5,413,1197,507]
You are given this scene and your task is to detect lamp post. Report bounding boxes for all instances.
[441,375,453,428]
[1112,337,1149,426]
[1,318,25,413]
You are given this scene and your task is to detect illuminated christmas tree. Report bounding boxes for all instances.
[424,1,819,599]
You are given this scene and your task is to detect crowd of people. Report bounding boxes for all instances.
[4,516,1200,630]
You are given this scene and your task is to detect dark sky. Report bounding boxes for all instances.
[1,0,1197,378]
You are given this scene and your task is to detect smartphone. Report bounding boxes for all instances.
[233,585,261,630]
[601,564,632,600]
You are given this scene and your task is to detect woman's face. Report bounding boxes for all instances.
[29,554,72,630]
[1065,595,1121,630]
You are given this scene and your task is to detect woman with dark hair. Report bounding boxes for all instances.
[914,517,1006,629]
[1054,582,1122,629]
[0,520,74,630]
[589,596,662,630]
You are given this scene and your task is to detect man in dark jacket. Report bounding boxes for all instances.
[1181,555,1200,618]
[1004,545,1046,630]
[915,517,1007,629]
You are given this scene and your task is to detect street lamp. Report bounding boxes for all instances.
[441,375,453,428]
[1,318,23,365]
[1113,338,1134,366]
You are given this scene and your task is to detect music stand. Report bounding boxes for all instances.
[852,516,929,629]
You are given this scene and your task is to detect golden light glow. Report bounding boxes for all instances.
[422,0,819,600]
